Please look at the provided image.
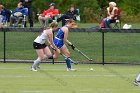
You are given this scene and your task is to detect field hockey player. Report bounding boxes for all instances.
[54,19,77,71]
[31,22,59,71]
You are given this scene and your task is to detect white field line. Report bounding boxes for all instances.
[0,66,139,70]
[130,88,140,90]
[22,88,140,93]
[0,74,136,78]
[22,90,57,93]
[0,67,28,70]
[0,67,65,71]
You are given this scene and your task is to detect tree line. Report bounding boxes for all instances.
[1,0,140,23]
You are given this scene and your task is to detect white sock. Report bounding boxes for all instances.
[136,74,140,81]
[32,58,41,68]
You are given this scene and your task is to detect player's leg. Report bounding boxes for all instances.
[134,74,140,86]
[34,46,52,69]
[53,49,60,59]
[61,44,75,71]
[43,46,53,59]
[31,49,45,71]
[136,74,140,81]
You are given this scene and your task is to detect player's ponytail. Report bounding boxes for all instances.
[66,19,76,24]
[66,19,77,28]
[49,21,58,28]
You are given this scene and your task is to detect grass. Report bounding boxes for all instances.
[0,63,140,93]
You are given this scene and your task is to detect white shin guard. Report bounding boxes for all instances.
[32,58,41,68]
[136,74,140,81]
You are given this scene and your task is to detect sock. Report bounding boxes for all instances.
[32,58,41,68]
[65,57,71,69]
[136,74,140,82]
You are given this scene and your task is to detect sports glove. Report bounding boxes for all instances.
[70,44,75,50]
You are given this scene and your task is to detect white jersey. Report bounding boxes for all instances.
[34,31,49,44]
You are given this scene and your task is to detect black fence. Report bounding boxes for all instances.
[0,28,140,65]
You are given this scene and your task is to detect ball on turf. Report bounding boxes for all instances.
[90,68,93,71]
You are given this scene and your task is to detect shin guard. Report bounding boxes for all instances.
[32,58,41,68]
[65,57,71,69]
[136,74,140,81]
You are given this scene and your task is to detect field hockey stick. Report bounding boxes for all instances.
[51,47,78,65]
[69,44,93,61]
[75,47,93,61]
[60,53,78,65]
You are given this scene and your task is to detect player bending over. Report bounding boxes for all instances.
[54,19,77,71]
[31,22,59,71]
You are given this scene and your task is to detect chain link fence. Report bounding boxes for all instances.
[0,28,140,65]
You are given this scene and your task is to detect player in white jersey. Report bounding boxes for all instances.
[31,22,59,71]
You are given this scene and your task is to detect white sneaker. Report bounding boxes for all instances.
[67,68,76,71]
[133,80,140,86]
[31,67,37,71]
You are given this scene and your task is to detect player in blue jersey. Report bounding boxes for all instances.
[54,19,77,71]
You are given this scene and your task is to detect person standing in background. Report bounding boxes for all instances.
[20,0,33,27]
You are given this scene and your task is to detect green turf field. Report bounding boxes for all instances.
[0,63,140,93]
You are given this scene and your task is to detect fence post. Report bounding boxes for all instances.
[102,29,105,65]
[52,31,55,64]
[3,28,6,63]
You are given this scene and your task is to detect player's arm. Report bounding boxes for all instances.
[63,27,75,50]
[47,32,57,50]
[63,27,72,45]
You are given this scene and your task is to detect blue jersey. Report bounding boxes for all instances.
[54,26,67,49]
[55,28,64,40]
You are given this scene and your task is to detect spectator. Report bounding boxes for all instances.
[0,2,11,20]
[10,2,28,27]
[20,0,33,27]
[100,2,118,28]
[38,2,59,28]
[0,4,7,26]
[57,4,79,26]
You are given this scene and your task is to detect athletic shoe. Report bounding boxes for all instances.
[67,68,76,71]
[133,80,140,86]
[31,67,37,72]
